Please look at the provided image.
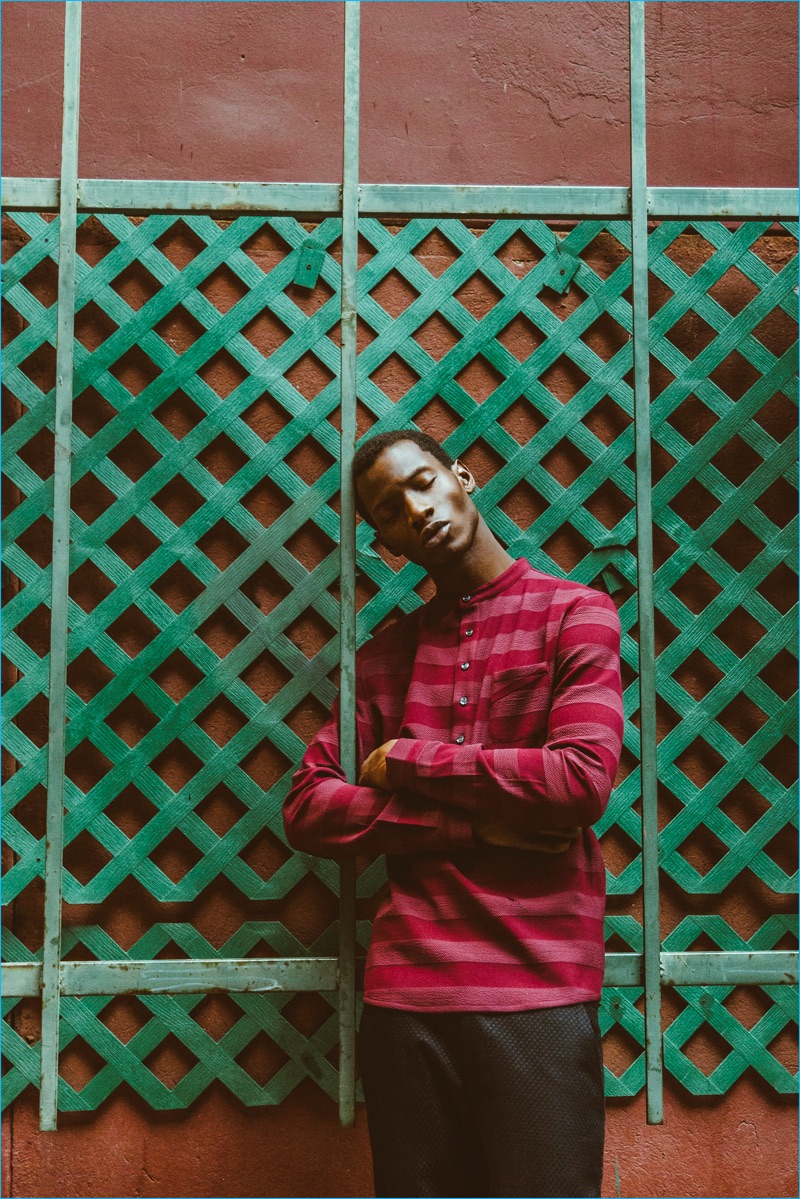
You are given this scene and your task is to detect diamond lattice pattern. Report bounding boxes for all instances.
[2,213,796,1108]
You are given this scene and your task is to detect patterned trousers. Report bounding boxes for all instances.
[359,1002,605,1198]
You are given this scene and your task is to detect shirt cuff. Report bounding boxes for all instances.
[385,738,423,791]
[385,738,481,815]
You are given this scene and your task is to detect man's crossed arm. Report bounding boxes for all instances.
[359,738,580,854]
[284,592,621,859]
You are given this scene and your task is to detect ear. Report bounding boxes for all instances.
[451,459,476,494]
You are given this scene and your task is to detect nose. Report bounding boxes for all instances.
[405,493,433,530]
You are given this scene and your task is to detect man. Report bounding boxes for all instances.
[284,428,623,1198]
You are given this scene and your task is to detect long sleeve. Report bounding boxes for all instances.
[385,591,623,832]
[284,560,615,1011]
[283,695,476,858]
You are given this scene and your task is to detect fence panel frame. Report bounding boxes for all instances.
[0,0,796,1132]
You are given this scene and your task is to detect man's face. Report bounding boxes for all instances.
[356,440,480,569]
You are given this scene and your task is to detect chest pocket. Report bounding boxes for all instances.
[487,664,551,746]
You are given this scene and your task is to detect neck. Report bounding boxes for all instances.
[429,517,514,597]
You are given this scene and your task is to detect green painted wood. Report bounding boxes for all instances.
[647,187,799,220]
[359,184,631,218]
[5,950,795,1001]
[662,917,798,1095]
[629,0,663,1126]
[3,212,347,909]
[63,958,338,994]
[2,925,345,1109]
[39,0,82,1133]
[0,178,341,213]
[293,238,327,289]
[337,0,361,1130]
[5,204,795,1107]
[660,951,798,987]
[1,964,42,997]
[3,178,797,221]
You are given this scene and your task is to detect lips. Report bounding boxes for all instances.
[421,520,450,548]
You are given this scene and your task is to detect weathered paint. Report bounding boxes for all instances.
[39,0,82,1134]
[337,0,361,1130]
[3,179,798,219]
[629,1,663,1126]
[4,950,795,1000]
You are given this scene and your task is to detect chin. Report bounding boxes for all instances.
[424,532,472,569]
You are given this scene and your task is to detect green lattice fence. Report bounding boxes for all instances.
[2,206,797,1113]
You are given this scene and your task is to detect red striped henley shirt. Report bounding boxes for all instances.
[283,557,623,1012]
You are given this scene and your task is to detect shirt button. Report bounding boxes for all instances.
[465,628,474,637]
[455,734,465,745]
[459,696,468,706]
[461,662,470,671]
[461,594,471,603]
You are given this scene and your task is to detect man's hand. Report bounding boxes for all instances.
[474,814,582,853]
[358,740,399,791]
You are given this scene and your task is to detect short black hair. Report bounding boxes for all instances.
[352,428,454,524]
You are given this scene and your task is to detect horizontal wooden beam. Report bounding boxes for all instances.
[2,951,795,998]
[2,178,797,220]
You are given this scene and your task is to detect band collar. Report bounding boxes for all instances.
[421,557,530,626]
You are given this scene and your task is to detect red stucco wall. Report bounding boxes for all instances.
[2,2,798,187]
[2,1076,797,1199]
[2,4,797,1198]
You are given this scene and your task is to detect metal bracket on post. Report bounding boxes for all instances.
[542,242,581,295]
[39,0,82,1133]
[629,0,664,1126]
[337,0,361,1130]
[293,237,327,289]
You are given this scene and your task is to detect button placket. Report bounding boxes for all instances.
[455,606,475,742]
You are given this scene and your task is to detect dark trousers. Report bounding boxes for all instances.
[359,1002,605,1199]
